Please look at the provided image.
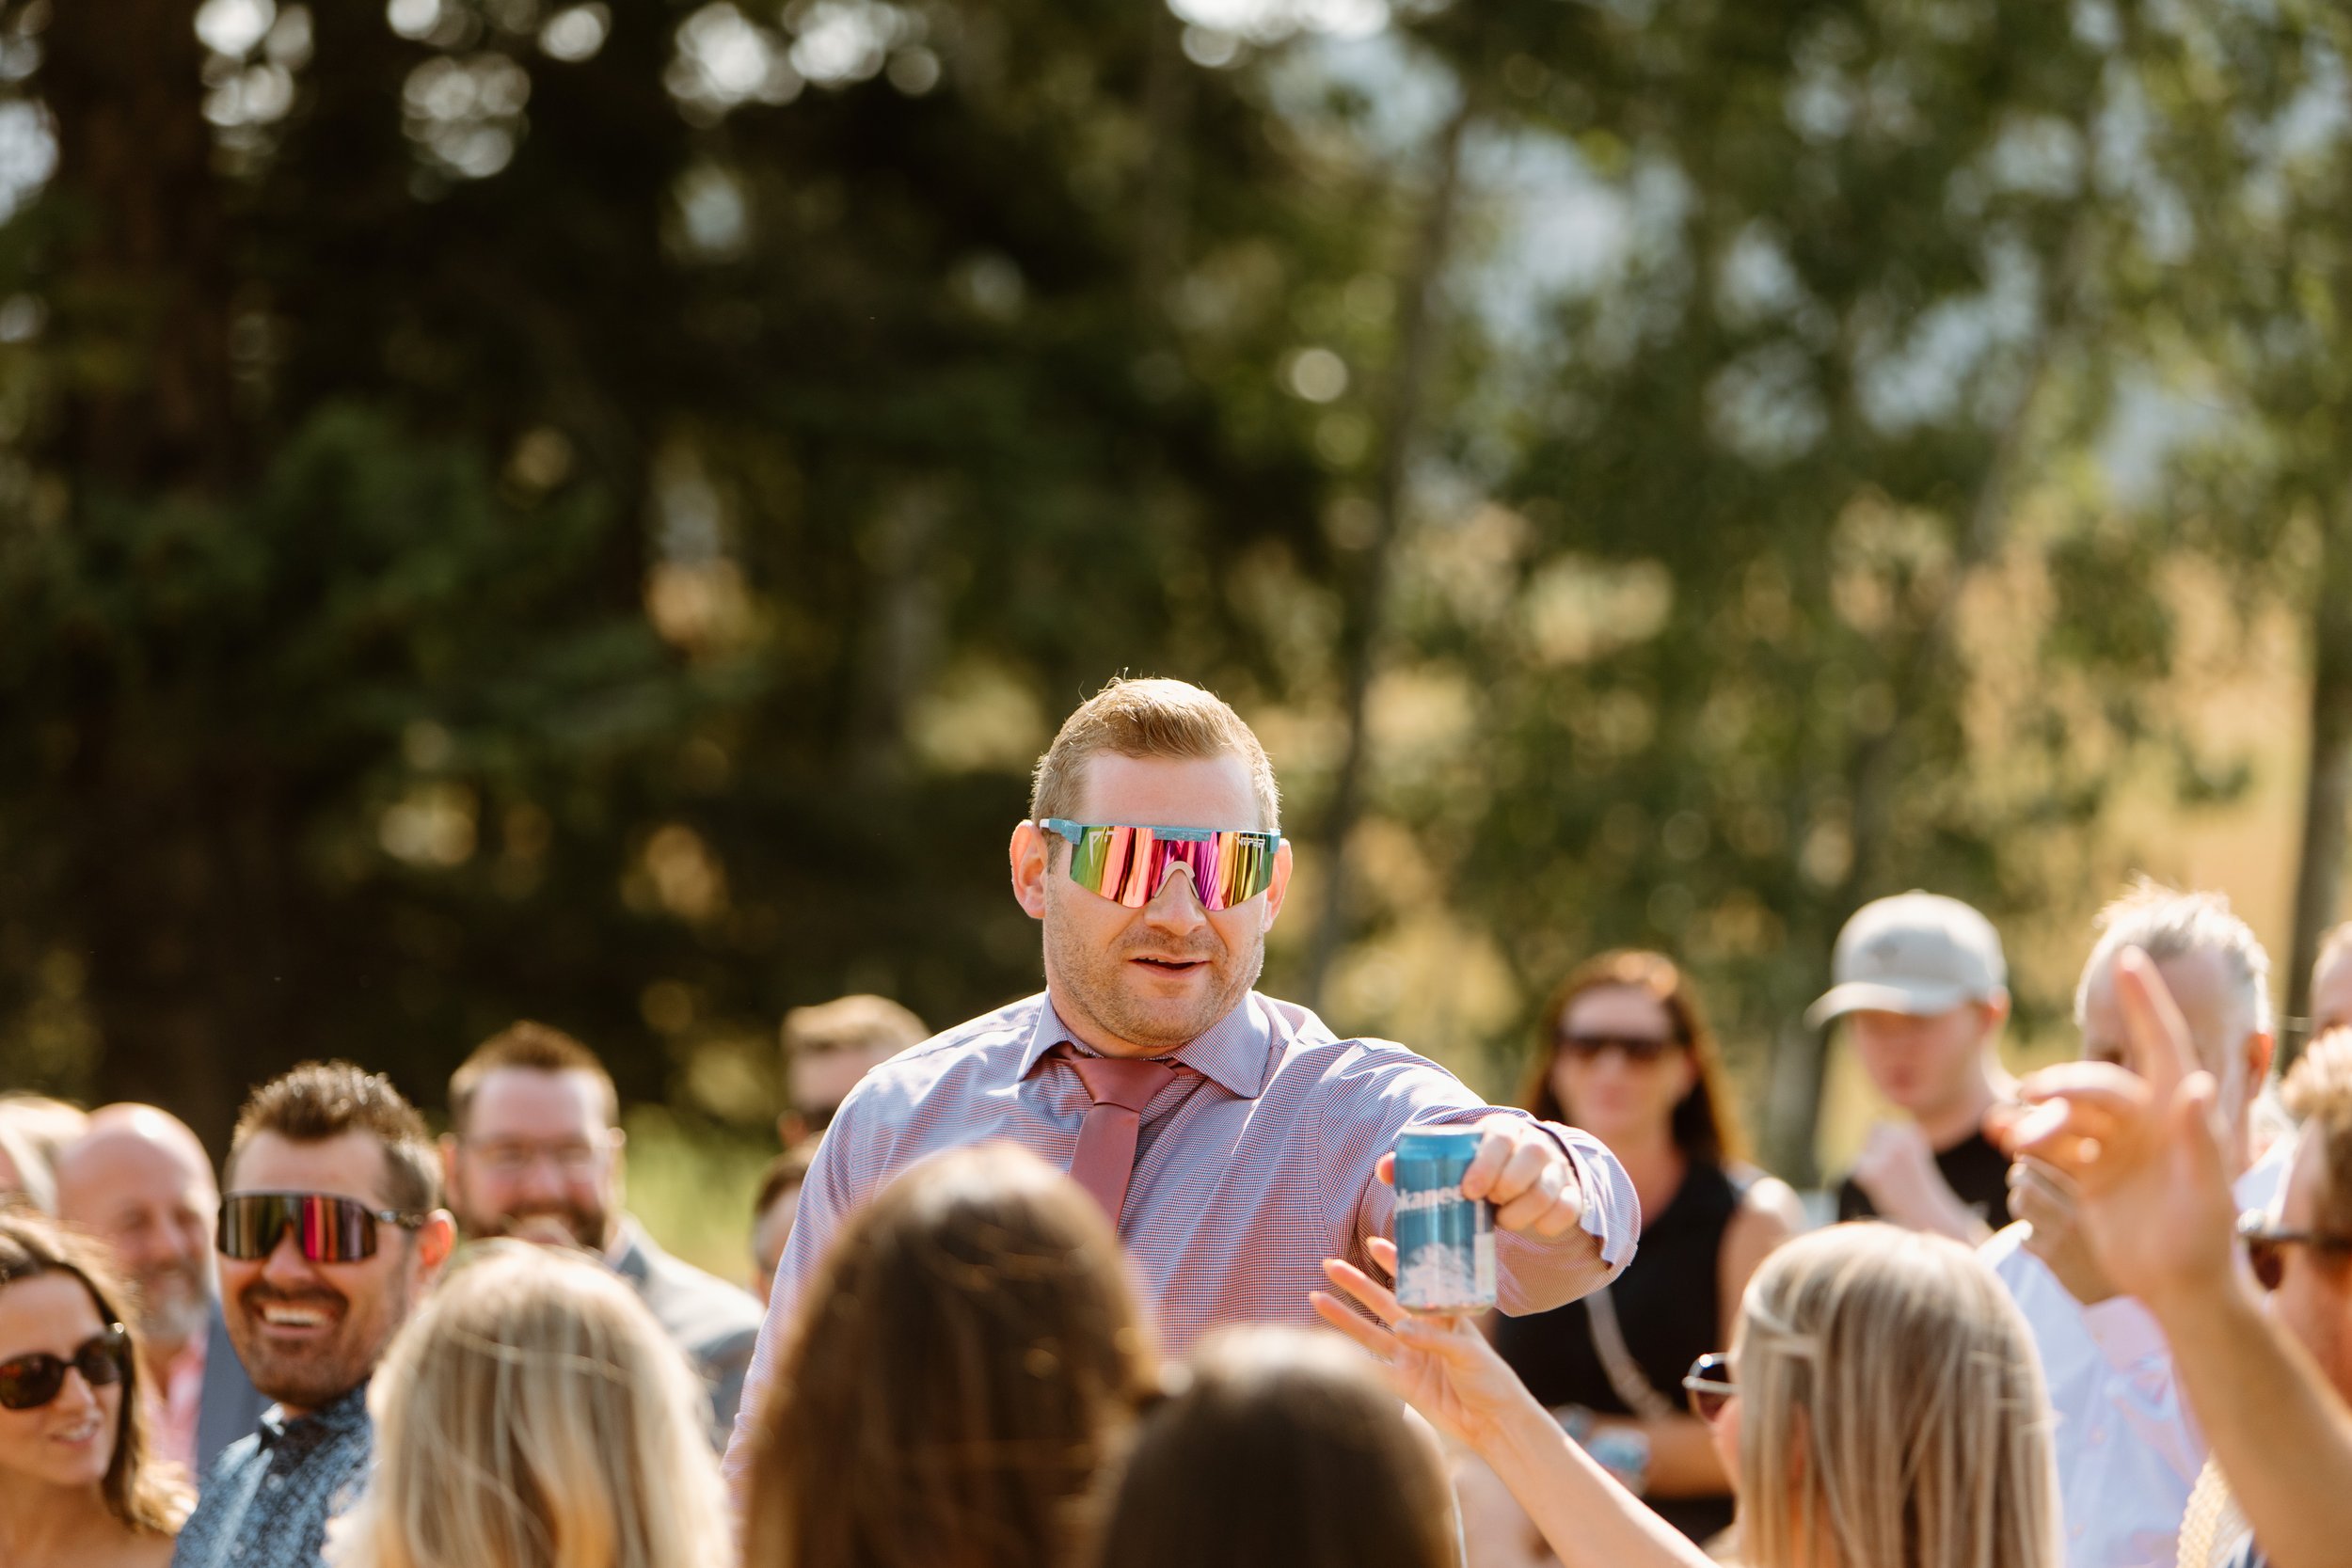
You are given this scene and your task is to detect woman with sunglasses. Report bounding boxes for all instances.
[1316,1222,2059,1568]
[0,1210,190,1568]
[1488,949,1801,1543]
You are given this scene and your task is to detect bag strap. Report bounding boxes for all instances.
[1583,1282,1677,1421]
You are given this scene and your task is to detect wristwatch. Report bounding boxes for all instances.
[1552,1405,1653,1496]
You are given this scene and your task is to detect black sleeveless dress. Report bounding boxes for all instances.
[1491,1160,1741,1543]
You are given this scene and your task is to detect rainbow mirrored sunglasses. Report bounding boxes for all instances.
[1040,818,1282,911]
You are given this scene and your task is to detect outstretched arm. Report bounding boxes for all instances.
[2006,948,2352,1568]
[1313,1239,1714,1568]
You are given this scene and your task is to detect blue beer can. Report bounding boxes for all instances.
[1391,1127,1496,1311]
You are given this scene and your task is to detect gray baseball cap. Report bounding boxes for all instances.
[1805,891,2008,1029]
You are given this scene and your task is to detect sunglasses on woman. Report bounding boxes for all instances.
[1557,1032,1684,1063]
[217,1192,428,1264]
[1040,819,1282,912]
[1682,1353,1736,1422]
[0,1325,129,1412]
[2238,1212,2352,1291]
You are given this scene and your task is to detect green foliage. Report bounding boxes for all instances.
[0,0,2340,1181]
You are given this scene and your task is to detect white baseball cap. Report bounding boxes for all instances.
[1805,891,2008,1029]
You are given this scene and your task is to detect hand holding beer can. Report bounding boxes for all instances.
[1391,1127,1497,1312]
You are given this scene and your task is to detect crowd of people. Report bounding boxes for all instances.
[3,675,2352,1568]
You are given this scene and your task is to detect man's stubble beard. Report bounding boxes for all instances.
[135,1259,215,1354]
[233,1272,416,1411]
[1043,897,1265,1053]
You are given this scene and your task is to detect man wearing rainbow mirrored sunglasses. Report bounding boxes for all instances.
[723,675,1639,1494]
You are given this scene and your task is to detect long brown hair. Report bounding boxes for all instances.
[1088,1326,1456,1568]
[741,1144,1156,1568]
[1517,948,1748,1166]
[0,1210,192,1536]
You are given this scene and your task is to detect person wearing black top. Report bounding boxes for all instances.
[1807,891,2017,1243]
[1491,950,1803,1545]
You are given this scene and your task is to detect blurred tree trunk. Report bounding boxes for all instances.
[1762,226,2084,1182]
[2284,502,2352,1066]
[41,0,257,1142]
[41,0,239,489]
[1304,94,1475,1013]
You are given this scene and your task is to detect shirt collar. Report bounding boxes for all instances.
[258,1380,371,1452]
[1022,991,1274,1100]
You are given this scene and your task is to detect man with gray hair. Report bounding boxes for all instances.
[1982,879,2290,1568]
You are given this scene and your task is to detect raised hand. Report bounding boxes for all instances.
[2002,947,2235,1307]
[1311,1236,1548,1453]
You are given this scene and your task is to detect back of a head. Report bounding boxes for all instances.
[336,1243,728,1568]
[744,1144,1153,1568]
[1090,1327,1455,1568]
[1736,1225,2058,1568]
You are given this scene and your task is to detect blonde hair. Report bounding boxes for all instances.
[0,1094,89,1215]
[2284,1027,2352,1236]
[1734,1225,2058,1568]
[333,1243,729,1568]
[1030,677,1279,832]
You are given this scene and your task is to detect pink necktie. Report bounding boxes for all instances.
[1053,1044,1179,1227]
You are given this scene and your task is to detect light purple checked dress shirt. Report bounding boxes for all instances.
[722,988,1641,1492]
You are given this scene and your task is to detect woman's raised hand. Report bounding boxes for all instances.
[1311,1236,1548,1456]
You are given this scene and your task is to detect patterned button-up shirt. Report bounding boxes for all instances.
[722,988,1639,1490]
[172,1383,372,1568]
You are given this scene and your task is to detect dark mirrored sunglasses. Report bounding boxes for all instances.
[0,1326,129,1411]
[217,1192,426,1263]
[1041,818,1281,912]
[1558,1032,1682,1063]
[1682,1352,1736,1422]
[2238,1212,2352,1292]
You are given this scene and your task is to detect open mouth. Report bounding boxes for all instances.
[1130,956,1208,974]
[52,1416,103,1445]
[247,1297,342,1336]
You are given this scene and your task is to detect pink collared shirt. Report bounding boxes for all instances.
[150,1336,207,1476]
[722,989,1639,1492]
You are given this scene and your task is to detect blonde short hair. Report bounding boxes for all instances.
[1029,677,1279,832]
[2284,1028,2352,1238]
[780,994,928,1060]
[333,1243,730,1568]
[2076,878,2274,1040]
[1735,1225,2059,1568]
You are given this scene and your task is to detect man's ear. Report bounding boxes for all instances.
[1258,840,1295,931]
[1010,820,1050,920]
[417,1210,458,1277]
[2246,1029,2277,1094]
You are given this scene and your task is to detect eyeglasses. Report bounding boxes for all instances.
[0,1326,129,1412]
[2238,1212,2352,1291]
[1040,819,1281,912]
[1682,1353,1736,1422]
[1557,1033,1684,1063]
[218,1192,426,1263]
